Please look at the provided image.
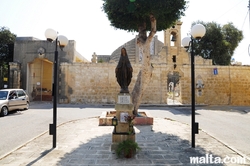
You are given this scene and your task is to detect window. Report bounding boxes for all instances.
[17,90,25,97]
[9,91,17,98]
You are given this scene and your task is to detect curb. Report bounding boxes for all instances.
[0,130,49,160]
[199,128,250,162]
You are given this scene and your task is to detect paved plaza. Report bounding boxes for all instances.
[0,115,249,166]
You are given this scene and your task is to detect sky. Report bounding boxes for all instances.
[0,0,249,64]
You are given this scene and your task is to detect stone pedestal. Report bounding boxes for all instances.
[111,93,135,150]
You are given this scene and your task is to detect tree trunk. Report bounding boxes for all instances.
[132,15,156,114]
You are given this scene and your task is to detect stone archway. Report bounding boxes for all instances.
[27,58,53,101]
[167,71,182,105]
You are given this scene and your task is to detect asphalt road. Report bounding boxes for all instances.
[0,103,108,158]
[0,103,249,161]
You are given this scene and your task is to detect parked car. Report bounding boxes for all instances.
[0,89,29,117]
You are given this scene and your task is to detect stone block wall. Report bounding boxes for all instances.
[59,62,171,104]
[60,62,120,104]
[59,61,250,106]
[180,65,250,105]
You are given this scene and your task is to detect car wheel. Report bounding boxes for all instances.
[24,102,29,110]
[0,107,8,117]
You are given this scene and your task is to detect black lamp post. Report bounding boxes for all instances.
[45,29,68,148]
[182,24,206,148]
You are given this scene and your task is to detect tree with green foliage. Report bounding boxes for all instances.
[192,21,243,65]
[0,27,16,88]
[102,0,187,113]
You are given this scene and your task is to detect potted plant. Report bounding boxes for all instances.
[116,139,141,158]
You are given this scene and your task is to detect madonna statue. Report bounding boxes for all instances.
[115,47,133,93]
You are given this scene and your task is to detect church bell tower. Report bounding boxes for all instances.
[164,21,183,67]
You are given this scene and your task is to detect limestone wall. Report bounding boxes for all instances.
[180,65,250,105]
[59,61,250,106]
[59,62,171,104]
[60,62,119,104]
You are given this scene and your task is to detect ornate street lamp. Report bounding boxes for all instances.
[45,28,68,148]
[112,116,118,133]
[182,24,206,148]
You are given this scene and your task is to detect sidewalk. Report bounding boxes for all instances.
[0,117,249,166]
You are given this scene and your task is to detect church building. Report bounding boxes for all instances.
[9,22,250,106]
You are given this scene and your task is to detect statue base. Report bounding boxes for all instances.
[111,93,135,151]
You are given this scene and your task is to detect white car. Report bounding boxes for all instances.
[0,89,29,117]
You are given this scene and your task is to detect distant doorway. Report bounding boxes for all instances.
[167,71,182,105]
[27,58,53,101]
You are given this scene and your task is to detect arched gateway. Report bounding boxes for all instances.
[28,58,53,101]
